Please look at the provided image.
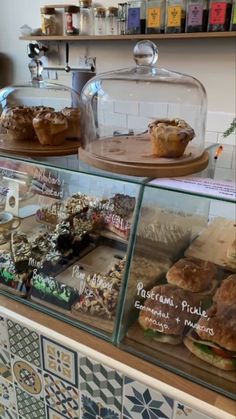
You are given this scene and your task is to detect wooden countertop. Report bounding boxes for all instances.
[0,294,235,417]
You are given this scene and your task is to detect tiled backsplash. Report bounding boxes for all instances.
[0,308,224,419]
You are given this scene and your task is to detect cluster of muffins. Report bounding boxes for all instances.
[0,106,81,146]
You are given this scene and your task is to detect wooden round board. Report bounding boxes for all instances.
[0,134,80,157]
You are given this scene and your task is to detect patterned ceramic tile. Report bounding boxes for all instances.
[123,377,174,419]
[12,355,43,398]
[44,372,79,418]
[0,376,17,412]
[46,406,70,419]
[0,316,9,350]
[15,386,46,419]
[0,348,12,382]
[80,357,123,412]
[41,336,78,387]
[7,320,41,368]
[81,394,120,419]
[0,404,18,419]
[173,401,213,419]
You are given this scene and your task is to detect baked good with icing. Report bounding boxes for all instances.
[62,107,81,140]
[148,118,195,158]
[1,107,35,141]
[33,110,68,145]
[166,257,217,293]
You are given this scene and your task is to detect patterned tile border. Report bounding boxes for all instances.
[44,372,79,418]
[11,355,43,398]
[81,393,120,419]
[15,386,46,419]
[0,348,12,382]
[0,376,17,412]
[0,404,18,419]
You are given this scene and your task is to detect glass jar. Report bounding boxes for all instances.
[230,0,236,29]
[186,0,208,31]
[127,0,145,34]
[146,0,165,33]
[118,3,128,34]
[165,0,186,33]
[94,7,106,35]
[40,7,57,35]
[208,0,232,31]
[106,7,119,35]
[64,6,80,35]
[79,0,93,35]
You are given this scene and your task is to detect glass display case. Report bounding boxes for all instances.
[118,178,236,399]
[80,40,208,177]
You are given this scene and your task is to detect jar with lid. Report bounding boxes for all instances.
[79,0,93,35]
[186,0,208,32]
[230,0,236,29]
[64,6,80,35]
[106,7,119,35]
[165,0,186,32]
[208,0,232,31]
[117,3,128,34]
[94,7,106,35]
[127,0,146,34]
[146,0,165,33]
[40,7,57,35]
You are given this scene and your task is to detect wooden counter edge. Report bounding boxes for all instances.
[0,295,235,417]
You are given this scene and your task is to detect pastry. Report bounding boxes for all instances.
[65,193,90,216]
[0,251,30,296]
[104,213,132,239]
[33,110,68,145]
[166,257,217,293]
[184,304,236,370]
[10,232,31,272]
[62,107,81,140]
[107,194,136,218]
[138,284,199,344]
[213,274,236,310]
[148,118,195,158]
[1,107,35,141]
[227,239,236,266]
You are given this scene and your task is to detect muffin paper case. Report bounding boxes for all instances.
[80,40,209,177]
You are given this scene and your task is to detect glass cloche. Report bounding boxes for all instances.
[0,81,81,156]
[80,41,208,177]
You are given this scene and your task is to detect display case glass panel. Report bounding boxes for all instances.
[0,155,141,341]
[118,179,236,399]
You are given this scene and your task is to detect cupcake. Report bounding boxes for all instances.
[148,118,195,158]
[1,107,35,141]
[33,110,68,146]
[62,107,81,140]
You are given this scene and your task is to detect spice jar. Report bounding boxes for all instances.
[208,0,232,30]
[64,6,80,35]
[230,0,236,29]
[40,7,57,35]
[118,3,128,34]
[186,0,208,32]
[165,0,186,33]
[106,7,119,35]
[79,0,93,35]
[94,7,106,35]
[146,0,165,33]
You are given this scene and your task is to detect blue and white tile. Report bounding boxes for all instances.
[11,354,43,398]
[7,319,41,368]
[44,372,79,418]
[0,316,9,350]
[0,348,12,382]
[0,376,17,412]
[173,401,213,419]
[15,386,46,419]
[80,356,123,413]
[123,377,174,419]
[41,336,78,387]
[81,393,120,419]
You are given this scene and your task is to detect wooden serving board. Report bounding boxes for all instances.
[185,218,236,272]
[127,322,236,385]
[0,134,80,157]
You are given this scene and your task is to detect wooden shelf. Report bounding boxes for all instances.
[19,31,236,41]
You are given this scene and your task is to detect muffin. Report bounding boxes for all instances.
[33,110,68,146]
[1,106,35,141]
[61,107,81,140]
[148,118,195,158]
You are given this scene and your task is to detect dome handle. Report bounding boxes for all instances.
[133,40,158,67]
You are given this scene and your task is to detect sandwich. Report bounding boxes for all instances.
[184,303,236,370]
[138,284,199,345]
[227,239,236,267]
[213,274,236,310]
[166,257,217,296]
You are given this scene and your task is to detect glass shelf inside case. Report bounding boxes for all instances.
[118,179,236,399]
[0,155,141,341]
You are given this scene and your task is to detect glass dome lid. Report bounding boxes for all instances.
[0,80,81,157]
[80,40,209,177]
